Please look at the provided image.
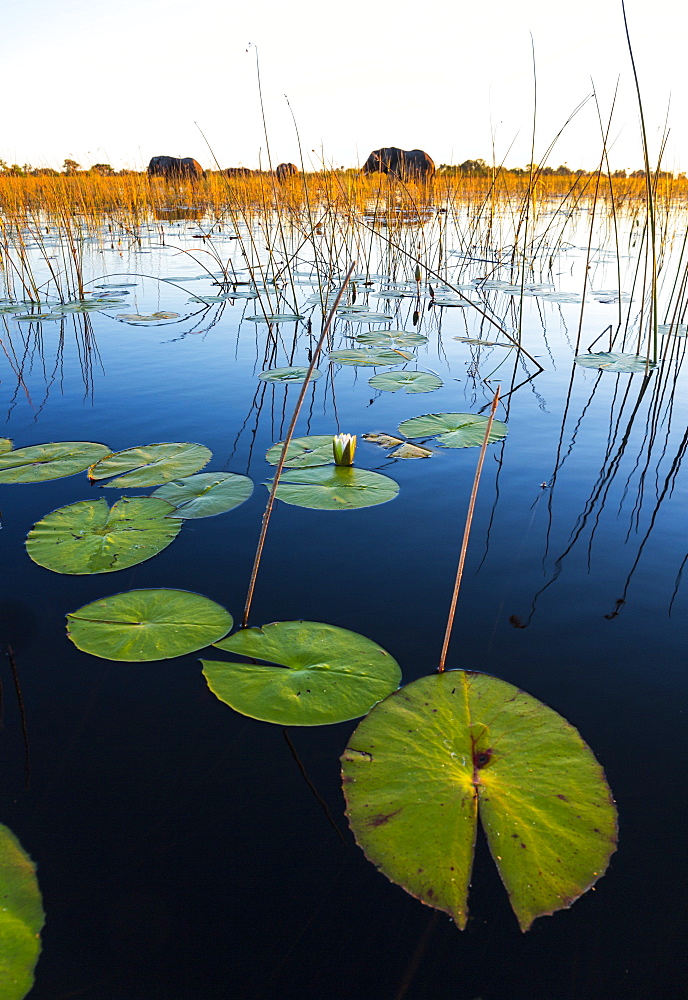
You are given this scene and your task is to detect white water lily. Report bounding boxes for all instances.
[333,433,356,466]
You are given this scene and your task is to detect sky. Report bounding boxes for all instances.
[1,0,685,174]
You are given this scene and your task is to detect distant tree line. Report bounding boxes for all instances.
[0,157,683,180]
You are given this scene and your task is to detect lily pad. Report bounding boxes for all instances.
[269,466,399,510]
[201,620,401,726]
[362,433,404,449]
[152,472,253,518]
[398,412,508,448]
[0,824,44,1000]
[258,367,322,383]
[245,313,304,323]
[89,442,212,488]
[265,435,334,469]
[453,337,510,347]
[329,349,415,367]
[115,312,180,322]
[369,371,443,393]
[336,311,392,322]
[658,323,687,337]
[342,670,617,931]
[0,441,111,484]
[26,497,181,574]
[389,442,432,459]
[0,438,13,454]
[355,331,396,346]
[66,589,233,661]
[574,353,658,373]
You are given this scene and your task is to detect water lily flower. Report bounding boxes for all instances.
[333,433,356,466]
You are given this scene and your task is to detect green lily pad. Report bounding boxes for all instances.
[265,435,334,469]
[26,497,181,574]
[393,332,428,346]
[258,367,322,383]
[369,371,443,393]
[658,323,687,337]
[329,349,415,367]
[574,353,658,372]
[152,472,253,518]
[398,412,508,448]
[201,620,402,725]
[0,441,111,484]
[13,313,63,322]
[67,589,233,661]
[453,337,510,347]
[0,438,12,454]
[89,442,212,488]
[354,331,396,346]
[115,312,180,322]
[342,670,617,932]
[269,466,399,510]
[246,313,304,323]
[336,310,391,322]
[389,442,432,459]
[0,824,44,1000]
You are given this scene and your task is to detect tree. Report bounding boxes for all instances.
[63,158,81,174]
[90,163,115,176]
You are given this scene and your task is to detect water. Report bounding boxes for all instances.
[0,206,686,999]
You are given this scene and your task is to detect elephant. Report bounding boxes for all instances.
[147,156,205,180]
[275,162,299,180]
[223,167,254,177]
[361,147,435,180]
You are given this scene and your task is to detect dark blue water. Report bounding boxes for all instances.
[0,220,686,999]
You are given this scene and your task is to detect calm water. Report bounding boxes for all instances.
[0,207,686,999]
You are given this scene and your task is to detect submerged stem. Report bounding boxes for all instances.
[437,387,501,673]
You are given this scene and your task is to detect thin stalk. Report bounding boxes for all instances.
[437,387,500,673]
[242,261,356,626]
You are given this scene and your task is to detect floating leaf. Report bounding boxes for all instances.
[0,824,44,1000]
[398,412,507,448]
[658,324,687,337]
[369,371,443,393]
[342,670,617,932]
[152,472,253,518]
[257,367,322,383]
[14,312,63,322]
[115,312,180,322]
[453,337,510,347]
[354,331,396,346]
[67,589,233,661]
[245,313,303,323]
[392,332,428,346]
[362,433,404,449]
[202,620,401,726]
[0,441,111,484]
[89,442,212,488]
[265,435,334,469]
[432,298,469,307]
[188,295,231,304]
[94,283,138,288]
[574,353,658,373]
[0,438,12,454]
[329,348,415,367]
[389,442,432,459]
[269,466,399,510]
[26,497,181,574]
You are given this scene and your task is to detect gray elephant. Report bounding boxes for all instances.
[223,167,254,177]
[362,147,435,180]
[275,162,299,180]
[147,156,205,180]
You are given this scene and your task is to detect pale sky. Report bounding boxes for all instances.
[1,0,685,173]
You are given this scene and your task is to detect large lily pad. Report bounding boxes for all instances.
[0,442,111,484]
[269,466,399,510]
[152,472,253,518]
[67,589,233,661]
[329,349,415,367]
[398,412,508,448]
[574,353,658,372]
[265,435,334,469]
[342,670,617,932]
[201,620,401,725]
[0,825,44,1000]
[88,443,212,488]
[0,439,12,454]
[258,367,322,383]
[369,371,443,393]
[26,497,181,574]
